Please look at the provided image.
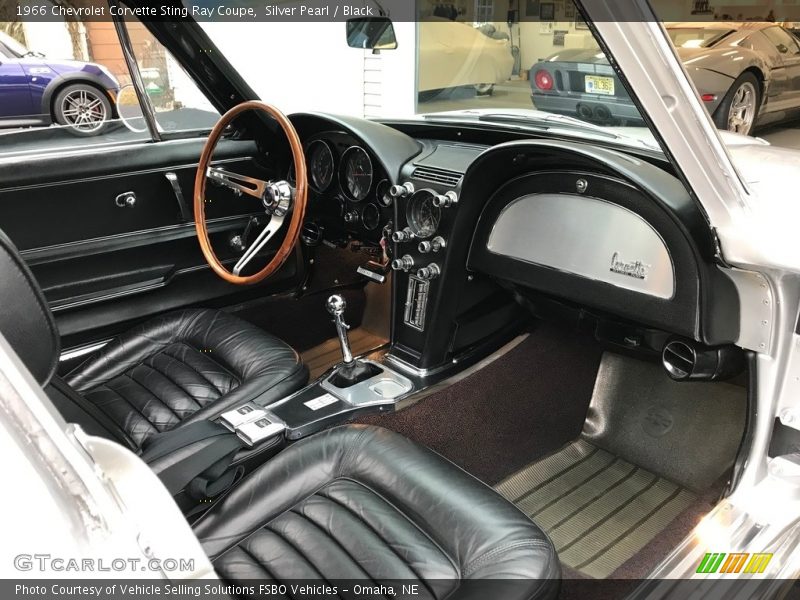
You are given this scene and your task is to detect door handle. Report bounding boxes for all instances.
[115,191,136,208]
[165,171,193,222]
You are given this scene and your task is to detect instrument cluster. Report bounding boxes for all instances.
[301,132,392,243]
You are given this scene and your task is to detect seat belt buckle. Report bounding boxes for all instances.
[236,413,286,447]
[219,403,268,431]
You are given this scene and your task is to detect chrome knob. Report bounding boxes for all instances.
[391,227,416,243]
[416,263,441,280]
[390,182,414,198]
[391,255,415,271]
[326,294,347,317]
[419,236,445,254]
[432,191,458,208]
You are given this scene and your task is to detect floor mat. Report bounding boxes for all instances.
[496,439,696,579]
[301,328,387,379]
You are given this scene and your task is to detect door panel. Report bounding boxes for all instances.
[0,137,305,349]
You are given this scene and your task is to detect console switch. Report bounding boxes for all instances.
[219,403,268,431]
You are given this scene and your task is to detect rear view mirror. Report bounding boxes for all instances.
[346,17,398,50]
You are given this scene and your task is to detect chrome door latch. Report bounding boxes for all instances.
[115,191,136,208]
[165,171,193,222]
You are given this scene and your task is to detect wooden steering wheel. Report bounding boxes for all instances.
[194,101,307,285]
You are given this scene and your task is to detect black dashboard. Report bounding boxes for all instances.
[285,113,740,372]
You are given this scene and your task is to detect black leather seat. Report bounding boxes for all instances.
[194,425,560,599]
[0,228,307,451]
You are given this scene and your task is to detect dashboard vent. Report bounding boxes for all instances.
[411,166,462,187]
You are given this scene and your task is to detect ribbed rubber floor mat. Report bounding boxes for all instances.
[495,439,696,579]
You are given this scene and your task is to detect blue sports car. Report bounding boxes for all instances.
[0,31,119,136]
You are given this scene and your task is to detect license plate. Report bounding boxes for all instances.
[585,75,614,96]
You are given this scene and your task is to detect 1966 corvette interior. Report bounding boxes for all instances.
[0,12,753,598]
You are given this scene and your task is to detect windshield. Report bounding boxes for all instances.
[666,27,733,48]
[201,1,657,150]
[0,31,27,57]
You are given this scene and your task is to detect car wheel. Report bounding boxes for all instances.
[53,83,112,137]
[475,83,495,96]
[714,72,761,136]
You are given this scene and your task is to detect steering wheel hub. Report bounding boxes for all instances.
[263,180,293,217]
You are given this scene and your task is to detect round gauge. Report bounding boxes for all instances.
[307,140,335,192]
[362,204,380,231]
[375,179,391,206]
[339,146,373,202]
[406,190,441,239]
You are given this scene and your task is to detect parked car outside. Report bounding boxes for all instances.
[418,17,514,101]
[530,21,800,135]
[0,31,119,136]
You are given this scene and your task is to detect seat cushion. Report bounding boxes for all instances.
[193,425,560,599]
[65,309,307,450]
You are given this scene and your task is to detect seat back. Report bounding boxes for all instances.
[0,228,59,385]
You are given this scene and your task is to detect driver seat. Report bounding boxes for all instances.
[0,228,308,451]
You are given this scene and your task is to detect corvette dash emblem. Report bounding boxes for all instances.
[610,252,650,280]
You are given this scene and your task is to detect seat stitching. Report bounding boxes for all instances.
[161,344,235,395]
[462,539,552,578]
[315,488,441,597]
[233,542,287,586]
[337,428,371,480]
[326,477,461,578]
[122,371,182,425]
[178,340,242,383]
[288,506,377,583]
[265,518,343,595]
[144,356,208,410]
[91,382,159,441]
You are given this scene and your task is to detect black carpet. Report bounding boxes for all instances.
[358,323,604,485]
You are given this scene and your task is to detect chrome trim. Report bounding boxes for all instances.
[320,360,414,407]
[20,214,256,265]
[207,166,270,199]
[110,0,161,142]
[487,193,675,299]
[721,267,774,353]
[59,340,111,363]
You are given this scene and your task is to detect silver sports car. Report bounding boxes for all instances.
[530,21,800,135]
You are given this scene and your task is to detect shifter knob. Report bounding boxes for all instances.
[326,294,346,317]
[326,294,354,365]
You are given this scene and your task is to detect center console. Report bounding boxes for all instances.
[219,293,413,447]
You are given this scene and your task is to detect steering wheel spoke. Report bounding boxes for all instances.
[207,166,270,199]
[232,214,286,276]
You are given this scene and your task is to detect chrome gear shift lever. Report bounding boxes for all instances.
[326,294,354,365]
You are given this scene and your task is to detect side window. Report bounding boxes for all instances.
[0,16,150,154]
[122,14,219,134]
[762,27,800,55]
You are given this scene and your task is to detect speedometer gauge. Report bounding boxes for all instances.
[406,190,441,239]
[339,146,373,202]
[307,140,335,192]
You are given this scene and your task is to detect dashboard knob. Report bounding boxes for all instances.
[416,263,441,280]
[419,236,446,254]
[390,182,415,198]
[391,227,416,243]
[344,210,359,224]
[391,255,415,271]
[432,191,458,208]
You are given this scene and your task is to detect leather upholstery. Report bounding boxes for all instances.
[65,309,308,450]
[0,228,59,385]
[194,425,560,599]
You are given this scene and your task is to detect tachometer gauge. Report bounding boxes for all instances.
[406,190,441,239]
[339,146,373,202]
[307,139,335,192]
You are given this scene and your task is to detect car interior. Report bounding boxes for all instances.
[0,13,756,600]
